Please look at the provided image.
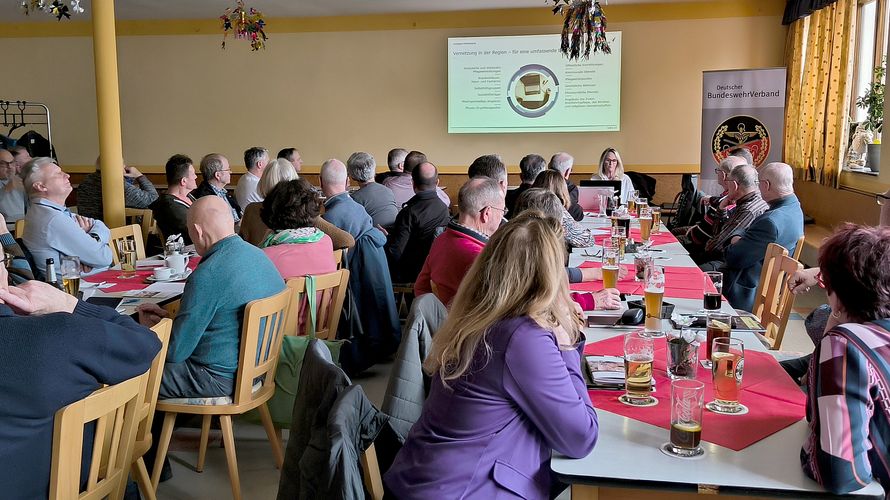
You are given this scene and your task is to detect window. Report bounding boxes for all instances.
[852,0,890,123]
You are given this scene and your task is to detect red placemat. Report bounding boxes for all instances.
[83,269,153,293]
[583,336,806,451]
[571,261,642,294]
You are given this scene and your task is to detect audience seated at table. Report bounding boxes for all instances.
[534,170,594,248]
[549,152,585,221]
[277,147,303,173]
[414,176,504,305]
[385,161,451,284]
[591,147,635,205]
[347,151,398,229]
[259,178,336,278]
[505,153,546,218]
[76,155,158,220]
[384,211,599,499]
[674,155,747,252]
[723,162,803,312]
[696,165,769,270]
[191,153,241,223]
[0,148,27,231]
[799,224,890,496]
[234,146,269,211]
[382,150,450,208]
[150,154,197,244]
[0,213,33,285]
[468,153,509,194]
[375,147,407,184]
[22,157,114,277]
[0,264,160,499]
[238,158,354,250]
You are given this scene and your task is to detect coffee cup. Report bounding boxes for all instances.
[165,253,188,275]
[153,267,173,280]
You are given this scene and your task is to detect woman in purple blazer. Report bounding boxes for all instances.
[384,211,599,499]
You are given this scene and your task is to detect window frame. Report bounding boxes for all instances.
[851,0,889,119]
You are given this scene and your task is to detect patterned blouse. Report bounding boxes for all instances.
[561,208,594,248]
[801,319,890,496]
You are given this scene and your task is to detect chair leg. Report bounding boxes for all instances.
[196,415,212,473]
[150,412,177,490]
[219,415,242,500]
[257,403,284,469]
[132,457,157,500]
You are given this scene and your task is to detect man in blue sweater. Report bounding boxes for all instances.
[0,264,161,499]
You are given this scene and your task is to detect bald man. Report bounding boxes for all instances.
[723,162,804,311]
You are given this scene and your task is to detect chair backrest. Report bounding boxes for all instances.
[752,243,803,349]
[108,224,146,266]
[134,319,172,446]
[333,249,343,270]
[50,374,147,500]
[361,443,384,500]
[233,287,294,405]
[285,269,350,340]
[14,219,25,239]
[125,208,155,244]
[791,234,805,261]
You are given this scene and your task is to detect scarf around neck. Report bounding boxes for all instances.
[260,227,324,248]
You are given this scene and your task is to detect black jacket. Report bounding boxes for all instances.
[566,179,584,221]
[191,181,242,221]
[149,193,194,244]
[505,183,532,219]
[384,189,450,283]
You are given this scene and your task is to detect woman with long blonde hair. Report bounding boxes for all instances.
[384,212,599,499]
[594,147,635,204]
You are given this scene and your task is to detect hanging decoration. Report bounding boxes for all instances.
[550,0,611,60]
[21,0,83,20]
[220,1,268,51]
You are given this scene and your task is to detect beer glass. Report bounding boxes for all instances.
[602,246,620,289]
[634,250,652,282]
[644,265,665,337]
[667,379,705,457]
[60,256,81,297]
[623,331,656,405]
[596,194,608,217]
[118,239,137,279]
[703,271,723,312]
[617,214,631,237]
[651,206,662,234]
[637,197,649,213]
[704,312,732,368]
[610,226,627,261]
[709,337,745,413]
[639,207,653,247]
[627,193,638,216]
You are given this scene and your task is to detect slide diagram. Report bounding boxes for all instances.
[508,65,559,118]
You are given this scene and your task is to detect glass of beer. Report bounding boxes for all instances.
[651,206,662,234]
[644,265,665,337]
[667,379,705,457]
[627,196,637,217]
[602,246,620,289]
[60,256,81,297]
[710,337,745,413]
[703,271,723,312]
[703,312,731,368]
[617,214,631,237]
[118,239,137,279]
[637,197,649,213]
[639,207,653,247]
[623,331,656,405]
[610,226,627,261]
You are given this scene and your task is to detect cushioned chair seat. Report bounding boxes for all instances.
[158,381,262,406]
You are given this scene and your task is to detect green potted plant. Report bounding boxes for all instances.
[856,59,885,172]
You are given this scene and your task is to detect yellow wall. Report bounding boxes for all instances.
[0,1,786,174]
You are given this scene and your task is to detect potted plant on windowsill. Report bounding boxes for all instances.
[856,59,885,173]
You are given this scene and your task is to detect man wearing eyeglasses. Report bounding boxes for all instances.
[191,153,241,224]
[0,149,26,232]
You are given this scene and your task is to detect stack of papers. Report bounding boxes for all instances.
[585,355,626,389]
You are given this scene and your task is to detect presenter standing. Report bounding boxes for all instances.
[592,148,635,204]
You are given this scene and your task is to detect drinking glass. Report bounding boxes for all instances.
[627,192,638,216]
[118,239,137,279]
[623,331,656,405]
[702,271,723,312]
[610,225,627,261]
[596,194,608,217]
[667,379,705,457]
[703,312,731,369]
[643,265,665,337]
[634,250,652,282]
[617,214,631,238]
[651,206,662,234]
[636,197,649,213]
[60,256,81,297]
[602,246,620,289]
[639,206,653,247]
[709,337,745,413]
[667,329,700,380]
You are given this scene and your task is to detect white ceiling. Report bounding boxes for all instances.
[1,0,712,22]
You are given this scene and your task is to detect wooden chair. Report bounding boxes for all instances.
[131,319,172,500]
[791,234,805,261]
[360,443,384,500]
[285,269,350,340]
[125,208,155,244]
[751,243,803,350]
[150,288,293,499]
[49,373,147,500]
[13,219,24,239]
[333,248,343,270]
[108,224,146,266]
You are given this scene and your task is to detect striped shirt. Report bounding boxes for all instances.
[705,190,769,253]
[802,319,890,496]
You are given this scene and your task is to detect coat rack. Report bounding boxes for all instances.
[0,100,54,156]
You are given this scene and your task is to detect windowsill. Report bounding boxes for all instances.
[839,170,890,195]
[843,168,879,176]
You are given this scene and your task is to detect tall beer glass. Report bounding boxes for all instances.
[610,226,627,261]
[710,337,745,413]
[639,207,653,246]
[644,265,665,337]
[651,206,662,234]
[118,239,137,279]
[602,246,620,289]
[704,312,731,368]
[623,331,656,405]
[703,271,723,312]
[60,255,81,297]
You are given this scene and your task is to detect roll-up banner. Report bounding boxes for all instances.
[700,68,786,195]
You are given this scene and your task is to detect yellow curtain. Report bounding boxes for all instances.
[784,0,856,188]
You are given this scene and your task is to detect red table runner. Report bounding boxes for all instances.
[570,263,718,300]
[595,229,677,247]
[572,262,641,294]
[83,256,201,293]
[583,336,806,451]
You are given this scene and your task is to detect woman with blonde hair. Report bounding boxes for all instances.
[534,170,594,247]
[384,212,599,499]
[593,147,635,204]
[238,158,354,249]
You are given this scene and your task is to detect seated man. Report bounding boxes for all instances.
[191,153,241,223]
[0,149,26,231]
[723,162,804,312]
[467,154,508,194]
[549,152,584,221]
[0,264,160,498]
[415,177,503,305]
[347,151,398,229]
[375,148,407,184]
[0,213,34,285]
[505,154,546,218]
[235,146,269,211]
[21,157,113,277]
[76,156,159,220]
[675,155,747,251]
[150,154,197,244]
[385,162,451,284]
[277,147,303,173]
[382,150,450,208]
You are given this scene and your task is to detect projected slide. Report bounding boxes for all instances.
[448,33,621,134]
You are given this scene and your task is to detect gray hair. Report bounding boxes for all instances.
[519,154,547,184]
[548,152,574,175]
[760,162,794,193]
[347,152,376,182]
[514,187,563,220]
[21,157,56,196]
[387,148,408,171]
[200,153,226,180]
[729,165,758,189]
[320,158,348,186]
[718,155,746,174]
[243,146,268,172]
[458,177,502,215]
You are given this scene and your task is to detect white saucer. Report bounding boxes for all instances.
[146,269,192,282]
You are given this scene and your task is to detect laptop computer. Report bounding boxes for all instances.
[577,186,616,211]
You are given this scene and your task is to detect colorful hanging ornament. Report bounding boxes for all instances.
[220,1,268,51]
[551,0,611,60]
[21,0,47,16]
[21,0,83,20]
[48,0,70,21]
